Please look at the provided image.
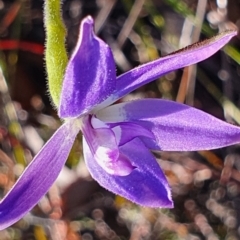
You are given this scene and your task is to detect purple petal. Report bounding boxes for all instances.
[0,120,79,230]
[96,99,240,151]
[82,116,134,176]
[59,16,116,118]
[110,31,236,102]
[111,122,154,146]
[83,136,173,207]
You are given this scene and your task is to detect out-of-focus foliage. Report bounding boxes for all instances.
[0,0,240,239]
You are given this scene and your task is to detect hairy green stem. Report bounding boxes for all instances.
[44,0,68,107]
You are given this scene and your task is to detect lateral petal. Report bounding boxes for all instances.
[83,136,173,207]
[0,120,79,230]
[103,31,236,105]
[97,99,240,151]
[59,16,116,118]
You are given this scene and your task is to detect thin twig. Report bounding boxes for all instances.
[117,0,145,48]
[176,0,207,105]
[95,0,117,34]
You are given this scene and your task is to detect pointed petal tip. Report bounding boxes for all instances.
[82,15,94,24]
[151,199,174,209]
[81,16,94,31]
[170,29,237,57]
[123,193,173,208]
[219,29,238,38]
[206,29,237,45]
[135,191,173,208]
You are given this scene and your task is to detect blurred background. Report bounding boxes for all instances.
[0,0,240,239]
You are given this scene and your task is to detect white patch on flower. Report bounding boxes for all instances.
[91,116,108,129]
[111,126,122,145]
[94,146,133,176]
[96,103,127,123]
[91,94,116,113]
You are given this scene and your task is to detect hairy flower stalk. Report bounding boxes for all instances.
[0,16,238,230]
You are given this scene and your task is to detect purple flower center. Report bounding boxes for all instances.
[81,115,135,176]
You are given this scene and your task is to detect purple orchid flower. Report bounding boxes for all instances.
[0,16,238,230]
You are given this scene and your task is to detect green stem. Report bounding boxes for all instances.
[44,0,68,107]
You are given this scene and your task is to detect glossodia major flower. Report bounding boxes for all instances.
[0,16,239,230]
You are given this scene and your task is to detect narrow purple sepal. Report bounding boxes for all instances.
[113,31,237,101]
[59,16,116,118]
[0,120,79,230]
[97,99,240,151]
[83,136,173,207]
